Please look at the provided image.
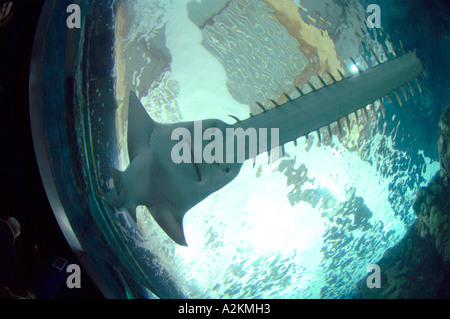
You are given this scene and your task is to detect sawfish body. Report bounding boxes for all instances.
[102,51,424,246]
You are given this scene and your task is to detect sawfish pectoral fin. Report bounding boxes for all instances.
[148,205,188,246]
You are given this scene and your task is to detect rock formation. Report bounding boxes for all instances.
[354,103,450,298]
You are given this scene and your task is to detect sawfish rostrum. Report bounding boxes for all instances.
[102,51,424,246]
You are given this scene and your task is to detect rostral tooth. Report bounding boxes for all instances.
[361,54,371,67]
[349,57,360,71]
[337,120,344,136]
[370,47,381,64]
[256,102,267,112]
[354,110,360,125]
[394,90,403,106]
[415,77,423,93]
[401,86,408,101]
[327,71,337,83]
[337,69,346,80]
[307,81,317,91]
[362,107,369,121]
[295,86,304,95]
[270,99,279,107]
[327,125,333,140]
[318,75,327,87]
[229,115,241,123]
[345,115,351,130]
[380,99,386,119]
[408,82,415,97]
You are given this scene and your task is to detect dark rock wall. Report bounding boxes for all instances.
[354,104,450,299]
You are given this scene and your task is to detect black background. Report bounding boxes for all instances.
[0,0,103,299]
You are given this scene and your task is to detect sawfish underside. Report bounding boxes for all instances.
[101,50,424,246]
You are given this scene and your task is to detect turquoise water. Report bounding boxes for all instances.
[37,0,449,298]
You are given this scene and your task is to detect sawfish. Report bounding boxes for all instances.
[101,50,424,246]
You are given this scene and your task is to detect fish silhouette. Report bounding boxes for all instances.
[101,50,424,246]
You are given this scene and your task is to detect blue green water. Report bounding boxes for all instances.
[39,0,449,298]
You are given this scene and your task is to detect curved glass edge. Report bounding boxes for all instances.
[29,0,120,299]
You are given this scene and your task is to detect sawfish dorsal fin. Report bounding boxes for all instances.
[128,91,157,161]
